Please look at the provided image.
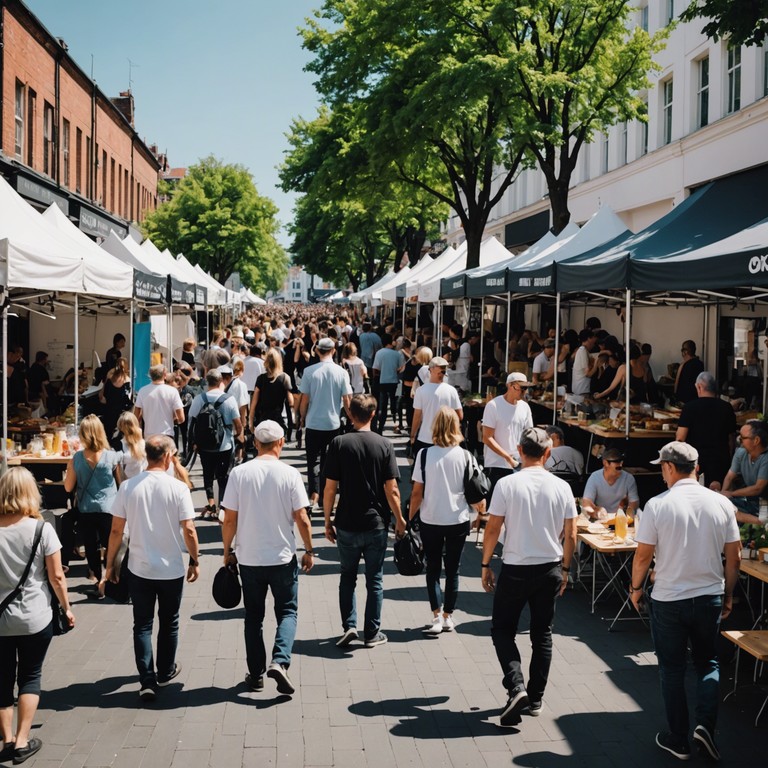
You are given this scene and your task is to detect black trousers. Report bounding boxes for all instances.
[0,622,53,706]
[78,511,113,581]
[200,448,233,502]
[305,428,338,499]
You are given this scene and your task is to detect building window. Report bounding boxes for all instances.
[662,78,673,145]
[666,0,675,25]
[639,96,649,156]
[102,150,107,206]
[697,57,709,128]
[26,89,36,167]
[14,81,24,158]
[43,103,55,177]
[76,128,82,193]
[600,133,609,174]
[727,44,742,114]
[620,121,628,166]
[124,170,129,219]
[640,4,648,32]
[86,136,92,197]
[62,120,70,188]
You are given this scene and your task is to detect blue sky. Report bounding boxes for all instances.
[24,0,322,247]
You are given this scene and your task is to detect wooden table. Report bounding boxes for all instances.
[740,558,768,628]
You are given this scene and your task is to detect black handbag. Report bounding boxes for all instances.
[463,449,492,504]
[212,561,242,608]
[393,520,424,576]
[49,584,72,635]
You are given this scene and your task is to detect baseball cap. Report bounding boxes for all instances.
[254,420,285,443]
[519,427,551,454]
[429,356,450,369]
[217,364,233,375]
[317,337,335,351]
[506,372,533,386]
[255,342,267,353]
[650,441,698,465]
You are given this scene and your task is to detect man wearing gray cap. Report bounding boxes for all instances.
[410,357,463,457]
[299,337,353,508]
[221,420,314,697]
[481,427,577,726]
[631,442,740,762]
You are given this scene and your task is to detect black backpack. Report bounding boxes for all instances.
[194,393,228,451]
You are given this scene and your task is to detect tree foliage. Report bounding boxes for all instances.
[681,0,768,47]
[142,156,288,293]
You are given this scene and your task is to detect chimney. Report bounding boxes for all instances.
[111,90,135,127]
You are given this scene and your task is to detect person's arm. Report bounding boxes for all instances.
[63,458,76,493]
[455,407,463,422]
[105,515,127,582]
[720,469,738,494]
[323,478,338,543]
[580,495,598,518]
[222,508,237,563]
[133,405,142,425]
[629,542,655,612]
[482,425,518,468]
[300,392,310,424]
[249,388,261,431]
[174,407,185,425]
[410,408,422,444]
[721,540,742,619]
[384,478,405,537]
[286,390,295,409]
[232,416,244,444]
[341,393,352,421]
[409,481,424,519]
[180,519,200,582]
[594,365,625,400]
[45,549,74,629]
[292,507,314,572]
[560,517,577,596]
[675,425,689,442]
[480,515,504,593]
[721,472,767,500]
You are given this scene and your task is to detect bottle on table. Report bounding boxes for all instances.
[614,507,628,542]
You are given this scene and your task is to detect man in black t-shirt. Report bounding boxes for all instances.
[322,394,406,649]
[27,351,50,408]
[676,371,737,487]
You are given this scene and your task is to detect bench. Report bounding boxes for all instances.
[722,630,768,725]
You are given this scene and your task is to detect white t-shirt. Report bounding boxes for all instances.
[635,479,740,602]
[410,364,430,398]
[533,351,550,376]
[413,382,462,444]
[120,438,147,479]
[0,518,61,636]
[482,396,533,468]
[242,357,265,391]
[546,445,585,476]
[135,382,183,437]
[489,466,577,565]
[571,345,592,395]
[412,445,472,525]
[227,377,250,409]
[222,457,309,566]
[111,471,196,580]
[343,357,367,394]
[449,342,472,389]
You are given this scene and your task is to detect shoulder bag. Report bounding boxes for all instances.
[394,448,426,576]
[463,449,492,505]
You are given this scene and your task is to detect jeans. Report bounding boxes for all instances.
[199,448,233,502]
[491,561,561,702]
[78,511,113,581]
[128,572,184,688]
[305,428,338,499]
[240,558,299,677]
[0,622,53,706]
[336,527,389,640]
[376,383,398,434]
[649,594,723,744]
[420,521,470,613]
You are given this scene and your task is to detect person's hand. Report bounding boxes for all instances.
[559,570,569,596]
[481,566,496,593]
[301,552,314,573]
[395,518,406,539]
[324,522,337,544]
[65,609,75,629]
[630,588,644,613]
[105,566,118,584]
[720,489,733,498]
[505,455,518,469]
[186,565,200,583]
[721,594,733,619]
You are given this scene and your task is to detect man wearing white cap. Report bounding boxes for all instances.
[299,337,353,508]
[221,420,314,697]
[481,372,534,496]
[631,441,740,762]
[410,357,463,457]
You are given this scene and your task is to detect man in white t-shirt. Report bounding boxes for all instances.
[105,435,199,702]
[134,364,185,438]
[222,420,313,697]
[410,357,463,457]
[631,442,740,762]
[532,339,556,384]
[448,324,471,391]
[242,344,266,394]
[482,372,534,495]
[482,427,577,727]
[571,329,598,396]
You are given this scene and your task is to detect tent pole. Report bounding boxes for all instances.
[625,289,631,438]
[74,294,79,427]
[129,299,135,395]
[415,300,420,343]
[478,298,485,393]
[168,304,174,369]
[2,304,8,474]
[553,293,561,426]
[505,294,511,373]
[402,298,406,339]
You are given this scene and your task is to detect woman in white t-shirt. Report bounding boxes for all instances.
[341,342,367,394]
[118,412,147,480]
[410,406,483,635]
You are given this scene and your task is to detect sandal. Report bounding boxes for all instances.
[205,504,218,520]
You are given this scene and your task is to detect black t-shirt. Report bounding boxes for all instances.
[676,357,705,403]
[254,373,291,418]
[678,396,737,470]
[27,362,49,400]
[323,430,400,532]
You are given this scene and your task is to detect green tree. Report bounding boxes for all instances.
[143,156,288,294]
[681,0,768,46]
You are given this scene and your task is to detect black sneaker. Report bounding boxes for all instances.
[157,663,182,687]
[364,632,388,648]
[500,686,529,727]
[336,628,358,648]
[245,673,264,692]
[655,731,691,761]
[267,663,295,695]
[139,685,157,702]
[11,737,42,765]
[693,725,720,762]
[528,700,543,717]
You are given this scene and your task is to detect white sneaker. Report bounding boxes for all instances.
[442,615,455,632]
[422,616,443,635]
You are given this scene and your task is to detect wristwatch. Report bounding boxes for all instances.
[188,557,199,567]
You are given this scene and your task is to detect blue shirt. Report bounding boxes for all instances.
[358,332,382,368]
[300,360,353,431]
[188,390,240,451]
[73,449,122,513]
[729,446,768,514]
[372,347,404,385]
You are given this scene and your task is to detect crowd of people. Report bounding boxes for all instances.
[0,301,764,763]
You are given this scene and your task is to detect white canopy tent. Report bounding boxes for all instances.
[348,269,395,303]
[405,245,462,300]
[380,253,441,303]
[369,266,411,306]
[240,287,266,305]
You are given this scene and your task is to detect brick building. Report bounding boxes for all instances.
[0,0,160,239]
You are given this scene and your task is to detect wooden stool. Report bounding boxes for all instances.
[722,630,768,725]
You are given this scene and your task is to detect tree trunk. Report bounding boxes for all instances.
[405,227,427,266]
[548,179,572,236]
[464,220,485,270]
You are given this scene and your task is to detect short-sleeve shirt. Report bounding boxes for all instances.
[135,382,183,437]
[222,458,309,566]
[728,447,768,514]
[488,467,577,565]
[678,396,736,473]
[227,377,250,409]
[482,396,533,467]
[583,469,639,512]
[0,519,61,635]
[412,445,471,525]
[545,445,585,476]
[324,430,400,531]
[635,479,739,601]
[111,471,196,580]
[571,345,592,395]
[413,382,462,444]
[358,332,383,368]
[242,357,265,391]
[73,449,122,513]
[372,347,404,385]
[188,390,240,451]
[299,360,353,431]
[532,351,550,377]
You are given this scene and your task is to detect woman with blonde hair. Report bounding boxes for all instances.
[181,338,197,368]
[117,412,146,480]
[0,468,74,763]
[410,346,434,398]
[341,342,367,395]
[64,415,122,599]
[249,348,294,435]
[410,406,482,635]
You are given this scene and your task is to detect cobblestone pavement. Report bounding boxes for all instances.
[24,428,764,767]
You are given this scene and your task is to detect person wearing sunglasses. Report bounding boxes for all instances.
[580,447,639,520]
